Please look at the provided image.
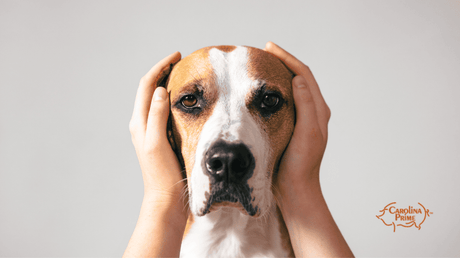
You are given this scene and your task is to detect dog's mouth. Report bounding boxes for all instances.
[198,184,259,216]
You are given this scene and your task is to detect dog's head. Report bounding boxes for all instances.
[165,46,294,217]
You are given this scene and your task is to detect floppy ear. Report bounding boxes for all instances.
[155,64,177,148]
[153,63,174,88]
[156,65,175,145]
[167,111,185,173]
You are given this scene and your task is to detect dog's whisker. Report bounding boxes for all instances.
[180,183,189,198]
[182,198,191,214]
[270,183,282,205]
[180,186,192,214]
[164,177,188,192]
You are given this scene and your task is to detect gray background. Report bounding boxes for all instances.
[1,0,459,257]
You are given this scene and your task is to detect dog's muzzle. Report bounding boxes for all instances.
[199,140,259,216]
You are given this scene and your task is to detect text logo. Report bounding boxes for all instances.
[376,202,432,232]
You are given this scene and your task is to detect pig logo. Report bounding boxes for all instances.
[376,202,433,232]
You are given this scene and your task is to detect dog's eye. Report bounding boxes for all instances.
[261,94,280,108]
[181,95,198,107]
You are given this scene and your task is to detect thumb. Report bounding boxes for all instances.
[145,87,170,145]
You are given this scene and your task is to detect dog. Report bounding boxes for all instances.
[159,45,296,257]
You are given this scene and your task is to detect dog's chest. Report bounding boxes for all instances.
[179,206,291,258]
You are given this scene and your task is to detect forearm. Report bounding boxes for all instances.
[280,179,354,258]
[123,194,187,258]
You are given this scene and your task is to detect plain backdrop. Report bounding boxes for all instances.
[1,0,459,257]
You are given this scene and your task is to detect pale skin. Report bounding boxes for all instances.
[124,42,354,258]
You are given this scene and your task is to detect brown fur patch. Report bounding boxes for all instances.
[167,47,219,179]
[245,46,295,178]
[214,45,236,53]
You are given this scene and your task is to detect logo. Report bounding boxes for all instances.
[376,202,433,232]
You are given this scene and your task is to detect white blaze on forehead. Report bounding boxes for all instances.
[189,46,272,215]
[208,47,253,124]
[207,47,261,142]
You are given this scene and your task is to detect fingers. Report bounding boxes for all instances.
[145,87,170,148]
[264,42,323,103]
[265,42,305,77]
[264,42,331,134]
[143,51,181,85]
[131,51,181,133]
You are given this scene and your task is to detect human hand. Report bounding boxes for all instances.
[264,42,331,203]
[129,51,186,205]
[124,52,189,258]
[264,42,354,258]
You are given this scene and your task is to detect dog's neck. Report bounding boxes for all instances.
[180,203,293,257]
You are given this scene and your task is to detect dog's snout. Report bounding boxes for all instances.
[204,140,254,183]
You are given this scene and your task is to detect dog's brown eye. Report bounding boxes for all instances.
[262,94,279,108]
[181,95,198,107]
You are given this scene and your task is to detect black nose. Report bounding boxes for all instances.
[203,140,255,183]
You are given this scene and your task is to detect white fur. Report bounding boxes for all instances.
[181,46,288,257]
[181,204,288,257]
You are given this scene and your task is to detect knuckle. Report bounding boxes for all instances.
[298,62,310,72]
[129,119,140,134]
[130,135,138,146]
[325,105,331,119]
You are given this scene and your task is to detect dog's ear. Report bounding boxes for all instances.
[155,63,174,88]
[156,63,177,150]
[166,111,178,153]
[282,63,295,79]
[167,111,186,175]
[157,64,176,149]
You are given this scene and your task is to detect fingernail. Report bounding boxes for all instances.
[296,83,306,88]
[294,76,307,88]
[154,87,167,100]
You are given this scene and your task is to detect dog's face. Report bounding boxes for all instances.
[166,46,294,217]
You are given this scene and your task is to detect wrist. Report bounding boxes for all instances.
[277,176,324,216]
[142,192,189,227]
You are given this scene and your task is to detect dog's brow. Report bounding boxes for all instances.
[251,82,287,96]
[251,82,266,96]
[177,83,201,95]
[188,69,202,84]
